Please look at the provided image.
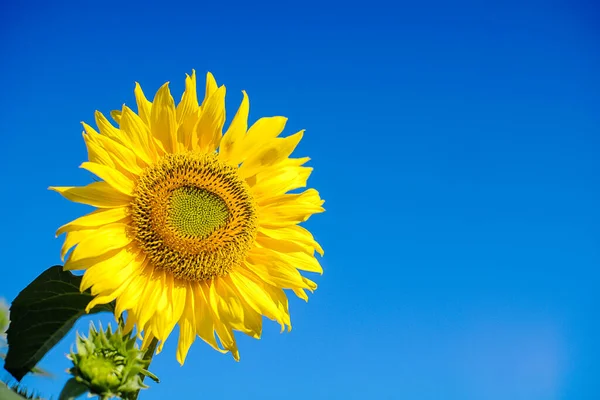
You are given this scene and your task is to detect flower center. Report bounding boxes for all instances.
[130,153,257,281]
[167,186,229,239]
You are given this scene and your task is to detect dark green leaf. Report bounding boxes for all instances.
[4,265,114,381]
[1,352,54,378]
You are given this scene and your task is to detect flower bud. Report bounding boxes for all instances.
[67,322,157,399]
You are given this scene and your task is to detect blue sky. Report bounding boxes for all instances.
[1,0,599,399]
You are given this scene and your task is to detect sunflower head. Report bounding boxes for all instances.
[67,323,156,400]
[51,71,325,364]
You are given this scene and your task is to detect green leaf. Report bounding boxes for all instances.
[0,298,9,334]
[0,381,45,400]
[58,378,88,400]
[0,382,29,400]
[4,265,115,381]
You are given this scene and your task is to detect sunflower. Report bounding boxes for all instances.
[50,71,324,364]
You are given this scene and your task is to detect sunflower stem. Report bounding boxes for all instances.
[131,338,159,400]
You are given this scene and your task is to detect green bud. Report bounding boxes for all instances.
[67,322,157,400]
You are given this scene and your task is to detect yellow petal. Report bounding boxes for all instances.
[121,312,139,336]
[134,82,153,126]
[85,271,134,312]
[87,268,139,302]
[141,330,156,351]
[176,284,197,365]
[151,83,177,153]
[259,225,324,256]
[250,165,312,199]
[293,288,308,302]
[81,247,140,292]
[256,234,310,254]
[208,279,243,328]
[95,111,125,144]
[115,259,152,317]
[135,268,165,332]
[280,156,311,167]
[238,130,304,178]
[49,182,131,208]
[260,187,324,207]
[61,230,89,261]
[256,233,318,258]
[80,120,96,134]
[303,276,317,291]
[64,248,120,272]
[232,116,288,164]
[259,188,324,227]
[91,131,144,175]
[196,85,226,154]
[179,111,200,152]
[256,245,323,274]
[192,283,227,354]
[97,104,155,167]
[219,91,249,164]
[213,321,240,361]
[244,251,311,290]
[154,273,170,313]
[176,71,200,151]
[80,162,135,195]
[202,72,218,106]
[244,157,311,189]
[177,71,199,122]
[259,282,292,332]
[176,322,195,365]
[215,277,262,339]
[82,127,115,168]
[153,277,186,347]
[110,110,122,124]
[56,207,129,236]
[170,282,188,325]
[67,223,132,266]
[200,282,239,360]
[119,106,156,164]
[230,268,290,331]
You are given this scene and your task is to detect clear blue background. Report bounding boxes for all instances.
[1,0,599,399]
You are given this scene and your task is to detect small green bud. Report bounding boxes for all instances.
[67,322,157,400]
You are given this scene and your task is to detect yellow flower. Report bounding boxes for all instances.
[50,71,324,364]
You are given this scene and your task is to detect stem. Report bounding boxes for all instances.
[131,338,159,400]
